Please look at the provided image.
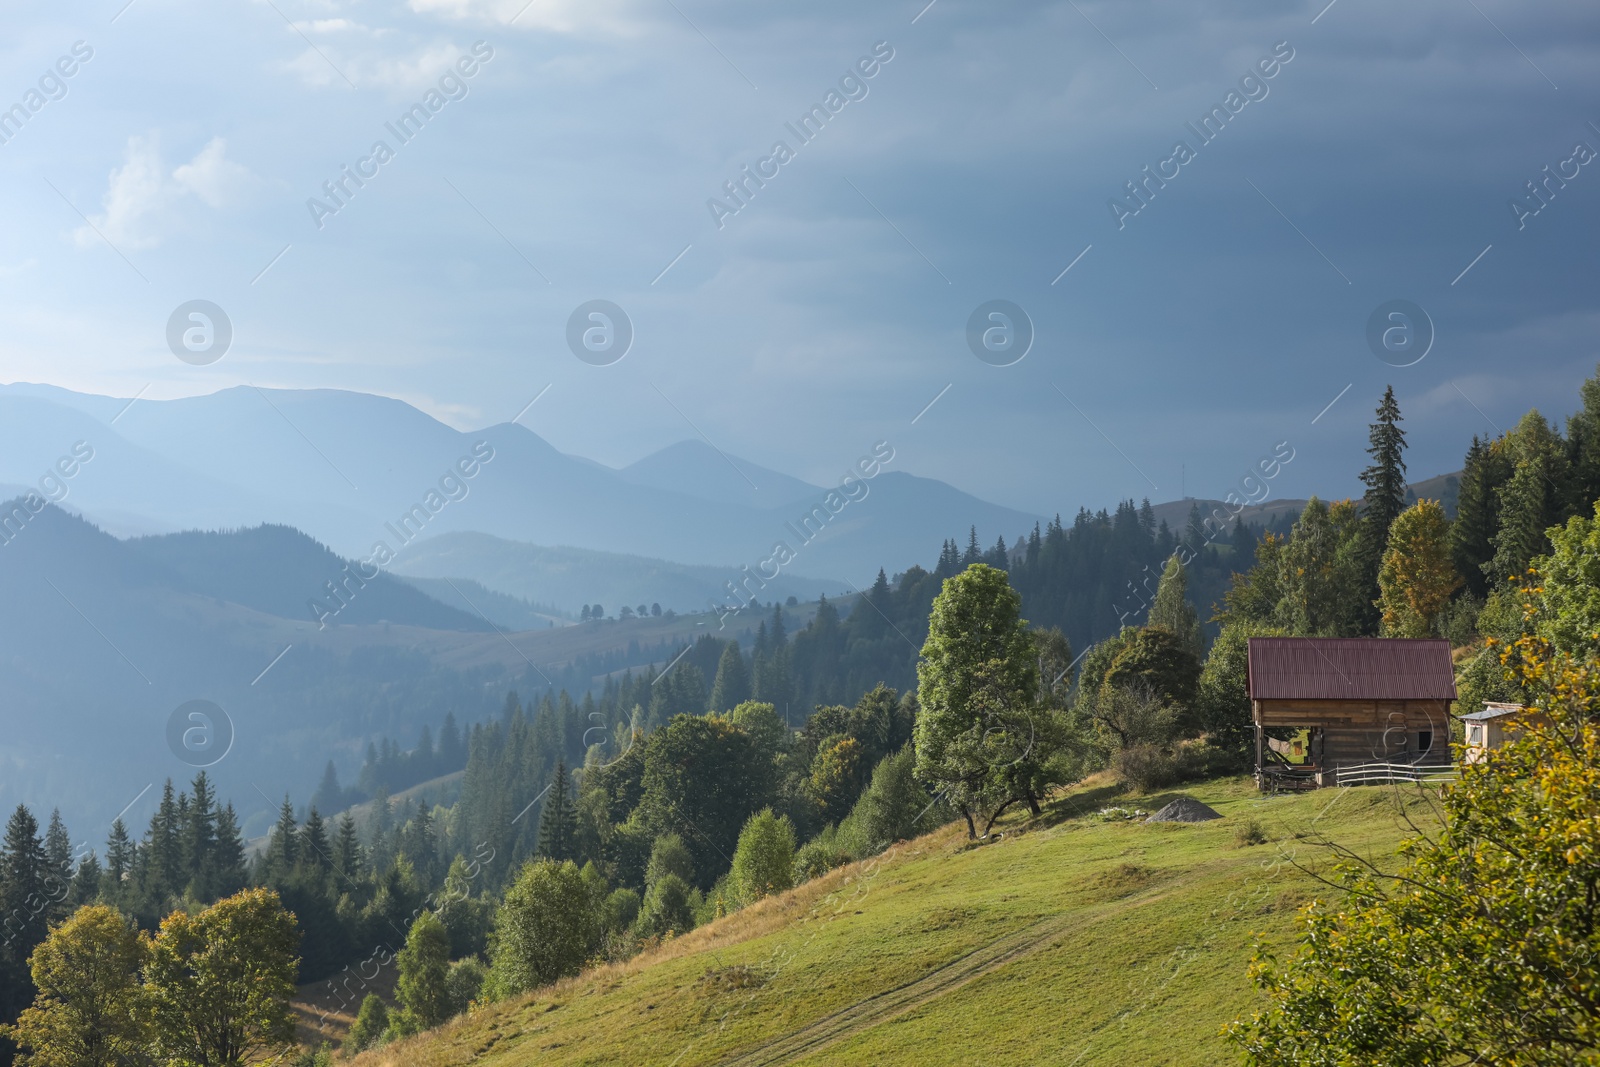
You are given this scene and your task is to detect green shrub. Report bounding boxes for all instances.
[445,957,487,1016]
[346,993,389,1053]
[636,873,695,938]
[729,809,796,906]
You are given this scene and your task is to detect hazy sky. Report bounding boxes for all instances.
[2,0,1597,516]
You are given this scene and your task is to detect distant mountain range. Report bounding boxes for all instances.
[0,384,1041,593]
[0,504,778,834]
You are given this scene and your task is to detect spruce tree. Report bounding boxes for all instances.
[265,798,298,881]
[709,642,752,712]
[1452,436,1510,598]
[144,780,182,905]
[536,762,577,863]
[103,820,134,905]
[182,772,218,899]
[1149,555,1202,655]
[1185,502,1208,553]
[333,813,362,883]
[311,761,343,815]
[0,805,51,1022]
[962,526,981,566]
[299,809,331,874]
[1566,363,1600,511]
[1357,386,1409,631]
[213,804,247,897]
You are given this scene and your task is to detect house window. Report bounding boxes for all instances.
[1418,730,1433,754]
[1467,724,1483,745]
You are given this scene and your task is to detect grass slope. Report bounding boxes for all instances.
[348,776,1435,1067]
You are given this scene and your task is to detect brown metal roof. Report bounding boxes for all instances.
[1247,637,1457,701]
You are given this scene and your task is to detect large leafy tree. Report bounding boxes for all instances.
[1275,499,1366,637]
[489,860,596,996]
[728,809,795,905]
[1196,620,1286,758]
[914,564,1058,837]
[2,904,150,1067]
[1377,499,1462,638]
[1227,648,1600,1066]
[395,911,452,1032]
[1528,501,1600,656]
[146,888,300,1067]
[636,715,772,886]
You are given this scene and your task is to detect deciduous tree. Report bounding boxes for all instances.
[145,888,299,1067]
[1,904,150,1067]
[1377,499,1461,638]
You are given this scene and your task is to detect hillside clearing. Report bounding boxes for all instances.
[348,776,1434,1067]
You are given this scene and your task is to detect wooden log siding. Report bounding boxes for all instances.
[1253,698,1452,729]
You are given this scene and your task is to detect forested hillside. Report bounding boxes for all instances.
[6,368,1600,1064]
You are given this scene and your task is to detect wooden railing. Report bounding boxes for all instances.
[1334,760,1457,787]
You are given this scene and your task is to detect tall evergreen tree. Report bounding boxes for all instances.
[1357,386,1409,631]
[311,761,344,815]
[144,781,182,906]
[962,526,981,566]
[299,808,331,874]
[264,798,297,882]
[333,813,362,884]
[1451,435,1509,598]
[103,820,134,906]
[213,804,247,898]
[182,772,219,899]
[709,642,752,712]
[1149,555,1202,655]
[536,762,578,863]
[0,805,52,1024]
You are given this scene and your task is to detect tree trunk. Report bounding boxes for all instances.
[1026,792,1042,817]
[963,807,977,839]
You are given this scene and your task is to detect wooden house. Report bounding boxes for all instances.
[1247,636,1457,789]
[1459,702,1545,763]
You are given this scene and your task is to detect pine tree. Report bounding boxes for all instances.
[536,762,577,863]
[1149,555,1202,654]
[265,798,298,882]
[103,820,134,905]
[962,526,981,566]
[182,772,218,899]
[311,761,344,815]
[144,781,182,907]
[299,809,331,873]
[1488,451,1556,585]
[333,813,362,883]
[213,804,247,897]
[1185,503,1207,553]
[709,642,752,712]
[1357,386,1409,631]
[439,712,466,770]
[1452,436,1511,598]
[1566,363,1600,511]
[0,805,52,1022]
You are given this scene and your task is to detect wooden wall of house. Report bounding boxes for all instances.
[1254,699,1452,730]
[1319,725,1442,766]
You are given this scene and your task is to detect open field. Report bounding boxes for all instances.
[346,775,1435,1067]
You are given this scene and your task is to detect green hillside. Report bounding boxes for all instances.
[346,776,1431,1067]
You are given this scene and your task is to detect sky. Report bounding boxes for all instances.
[2,0,1598,517]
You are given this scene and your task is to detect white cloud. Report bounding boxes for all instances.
[405,0,644,35]
[74,136,258,250]
[173,138,256,209]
